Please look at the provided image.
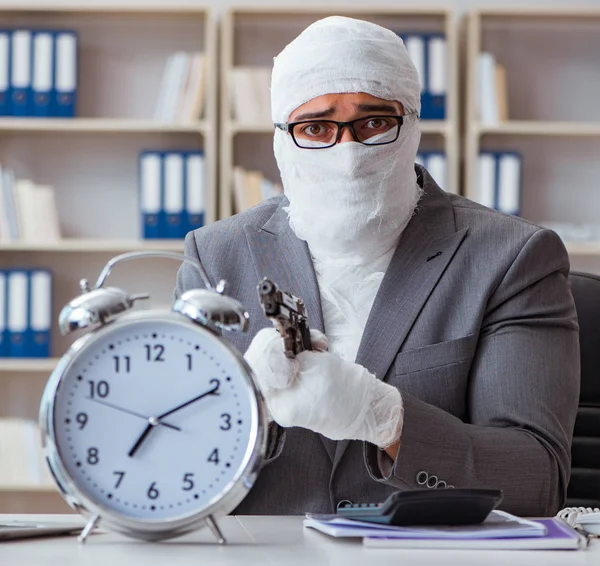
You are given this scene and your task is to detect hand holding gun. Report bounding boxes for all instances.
[257,278,312,359]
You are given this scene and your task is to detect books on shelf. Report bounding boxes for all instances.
[416,151,447,191]
[154,51,206,123]
[139,150,206,239]
[477,52,509,125]
[233,166,282,214]
[0,418,54,488]
[0,269,52,359]
[476,151,522,216]
[0,165,61,244]
[229,66,272,125]
[397,32,446,120]
[0,29,78,118]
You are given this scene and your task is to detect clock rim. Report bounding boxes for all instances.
[39,309,268,541]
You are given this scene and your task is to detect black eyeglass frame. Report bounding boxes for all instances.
[274,112,419,149]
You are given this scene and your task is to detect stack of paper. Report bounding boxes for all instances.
[0,165,61,243]
[304,510,584,550]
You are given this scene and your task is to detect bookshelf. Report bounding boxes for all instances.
[220,5,459,219]
[465,7,600,267]
[0,4,216,514]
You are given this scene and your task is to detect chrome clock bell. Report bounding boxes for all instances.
[39,251,267,543]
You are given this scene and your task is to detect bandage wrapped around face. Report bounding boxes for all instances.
[271,16,423,263]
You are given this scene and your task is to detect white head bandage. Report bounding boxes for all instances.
[271,16,422,264]
[271,16,420,124]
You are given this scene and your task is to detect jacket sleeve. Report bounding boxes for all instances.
[364,228,580,516]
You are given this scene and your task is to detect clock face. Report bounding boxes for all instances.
[49,314,259,522]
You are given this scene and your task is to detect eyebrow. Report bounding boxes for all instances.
[291,103,400,122]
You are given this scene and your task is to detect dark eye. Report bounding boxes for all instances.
[299,122,330,138]
[365,117,393,130]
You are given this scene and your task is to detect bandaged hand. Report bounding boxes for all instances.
[244,328,404,449]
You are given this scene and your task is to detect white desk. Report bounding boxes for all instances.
[0,514,598,565]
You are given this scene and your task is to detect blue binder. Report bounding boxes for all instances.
[10,29,32,117]
[163,152,185,239]
[32,31,54,117]
[139,151,163,239]
[53,31,77,118]
[28,269,52,358]
[0,270,7,357]
[421,34,446,121]
[7,270,29,358]
[184,151,205,234]
[0,31,11,116]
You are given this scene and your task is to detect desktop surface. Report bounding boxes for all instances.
[0,514,598,566]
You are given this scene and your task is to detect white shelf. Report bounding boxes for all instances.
[565,242,600,256]
[0,358,59,373]
[0,485,58,493]
[476,121,600,137]
[0,118,208,134]
[0,239,185,252]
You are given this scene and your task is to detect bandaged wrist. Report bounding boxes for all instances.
[363,381,404,449]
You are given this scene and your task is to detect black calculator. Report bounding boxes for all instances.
[336,488,503,527]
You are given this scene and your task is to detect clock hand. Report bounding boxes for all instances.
[86,397,181,431]
[128,381,220,458]
[157,380,221,420]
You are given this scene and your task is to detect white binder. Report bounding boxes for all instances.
[477,153,496,209]
[185,152,205,230]
[7,270,28,357]
[32,31,53,116]
[497,153,522,216]
[163,152,185,238]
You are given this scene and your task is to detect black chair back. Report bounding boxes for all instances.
[566,271,600,507]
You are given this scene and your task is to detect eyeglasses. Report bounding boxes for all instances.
[274,113,418,149]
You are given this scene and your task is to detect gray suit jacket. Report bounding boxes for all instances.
[175,166,580,517]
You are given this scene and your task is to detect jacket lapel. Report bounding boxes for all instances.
[330,174,469,475]
[244,202,336,463]
[243,201,325,335]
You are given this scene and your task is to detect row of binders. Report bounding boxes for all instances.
[477,52,509,125]
[154,51,207,123]
[0,165,61,243]
[476,151,522,216]
[139,151,207,239]
[396,32,446,121]
[0,29,77,118]
[415,151,447,191]
[0,419,53,488]
[0,269,52,358]
[233,166,282,214]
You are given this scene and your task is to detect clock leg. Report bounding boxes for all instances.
[77,514,101,544]
[205,515,226,545]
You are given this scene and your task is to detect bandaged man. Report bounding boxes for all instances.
[175,16,579,516]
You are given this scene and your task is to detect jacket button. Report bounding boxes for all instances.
[416,471,428,486]
[436,480,447,489]
[426,475,439,488]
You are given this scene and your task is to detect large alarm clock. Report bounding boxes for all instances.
[39,251,268,543]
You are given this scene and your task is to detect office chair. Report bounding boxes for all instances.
[566,271,600,507]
